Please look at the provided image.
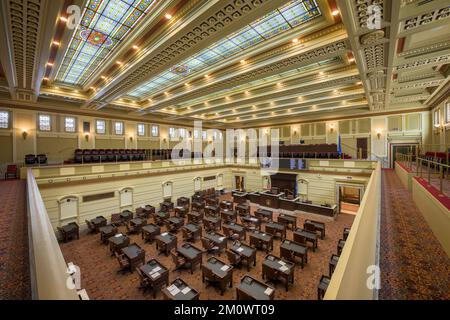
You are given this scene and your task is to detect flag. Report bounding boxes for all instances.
[338,135,342,157]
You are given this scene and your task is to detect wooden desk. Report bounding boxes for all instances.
[236,276,275,300]
[231,243,256,271]
[192,201,205,212]
[304,219,326,239]
[220,200,233,210]
[205,205,220,217]
[141,224,160,243]
[204,231,227,253]
[255,208,273,221]
[108,233,130,255]
[129,217,145,233]
[99,224,117,243]
[280,240,308,268]
[236,204,250,216]
[202,257,233,295]
[223,222,246,241]
[249,230,273,253]
[174,206,187,218]
[187,211,202,224]
[232,192,248,205]
[121,244,145,271]
[60,223,79,242]
[182,223,202,241]
[279,199,338,217]
[167,216,184,232]
[155,232,177,256]
[259,192,283,209]
[139,259,169,298]
[277,214,297,230]
[293,228,318,252]
[90,216,107,232]
[221,209,237,223]
[160,201,174,212]
[206,198,218,206]
[120,211,133,223]
[240,215,261,231]
[162,278,199,300]
[154,211,170,225]
[177,197,190,209]
[177,243,203,274]
[203,216,221,231]
[265,221,286,240]
[262,254,295,291]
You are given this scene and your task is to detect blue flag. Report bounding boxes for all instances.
[338,135,342,157]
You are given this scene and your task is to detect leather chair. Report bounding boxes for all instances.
[25,154,36,165]
[85,220,96,234]
[201,238,220,255]
[226,249,242,268]
[171,251,187,271]
[115,252,131,274]
[136,267,150,292]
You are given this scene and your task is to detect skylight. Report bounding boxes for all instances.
[55,0,157,85]
[127,0,321,99]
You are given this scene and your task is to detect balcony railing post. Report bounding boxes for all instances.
[440,165,443,194]
[428,161,431,184]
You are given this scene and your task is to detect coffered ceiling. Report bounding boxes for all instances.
[0,0,448,128]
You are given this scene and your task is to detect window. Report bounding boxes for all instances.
[202,130,207,140]
[169,127,175,139]
[137,123,145,136]
[0,111,9,129]
[114,122,124,135]
[193,129,200,139]
[179,128,186,138]
[446,103,450,124]
[39,114,51,131]
[64,117,76,132]
[434,109,440,127]
[151,125,159,137]
[96,120,106,134]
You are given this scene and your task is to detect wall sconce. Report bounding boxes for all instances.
[329,124,335,133]
[22,130,28,140]
[129,135,134,142]
[85,133,90,141]
[375,128,382,139]
[293,129,297,135]
[162,137,167,143]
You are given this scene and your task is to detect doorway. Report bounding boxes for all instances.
[356,138,368,159]
[234,175,245,191]
[336,183,365,215]
[389,143,418,168]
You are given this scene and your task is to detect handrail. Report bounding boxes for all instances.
[26,168,79,300]
[324,162,381,299]
[396,152,449,194]
[341,142,388,167]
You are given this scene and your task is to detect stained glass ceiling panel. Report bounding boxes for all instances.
[55,0,156,86]
[127,0,321,99]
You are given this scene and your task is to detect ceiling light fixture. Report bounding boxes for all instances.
[240,59,246,64]
[116,61,123,65]
[52,41,60,46]
[132,45,139,50]
[348,57,355,63]
[43,77,49,81]
[332,10,340,16]
[47,62,54,66]
[292,38,298,43]
[60,16,68,22]
[165,13,172,19]
[101,75,107,80]
[204,74,209,78]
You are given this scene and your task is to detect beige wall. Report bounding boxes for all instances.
[429,97,450,152]
[0,107,430,166]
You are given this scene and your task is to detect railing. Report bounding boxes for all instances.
[341,142,389,168]
[26,168,79,300]
[396,153,449,194]
[325,162,381,299]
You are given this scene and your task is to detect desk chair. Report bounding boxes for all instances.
[226,249,242,269]
[115,252,131,274]
[182,228,194,242]
[85,220,96,234]
[201,238,220,255]
[110,213,123,226]
[136,267,150,292]
[171,251,187,271]
[317,275,330,300]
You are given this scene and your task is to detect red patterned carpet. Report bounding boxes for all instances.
[380,169,450,300]
[60,195,354,300]
[0,180,31,300]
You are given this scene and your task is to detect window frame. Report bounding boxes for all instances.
[137,123,146,136]
[96,119,106,134]
[64,116,76,133]
[445,103,450,125]
[0,110,10,129]
[202,130,207,140]
[434,109,440,127]
[38,114,52,131]
[114,121,124,135]
[169,127,176,139]
[151,124,159,137]
[179,128,186,139]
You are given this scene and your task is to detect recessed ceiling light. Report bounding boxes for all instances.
[101,76,107,80]
[332,10,340,16]
[60,16,68,22]
[164,92,169,95]
[240,59,246,64]
[52,41,60,46]
[116,61,123,65]
[319,71,324,75]
[89,87,96,91]
[43,77,49,81]
[132,45,139,50]
[292,38,298,43]
[185,83,189,86]
[47,62,53,66]
[348,58,355,63]
[165,13,172,19]
[204,74,209,78]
